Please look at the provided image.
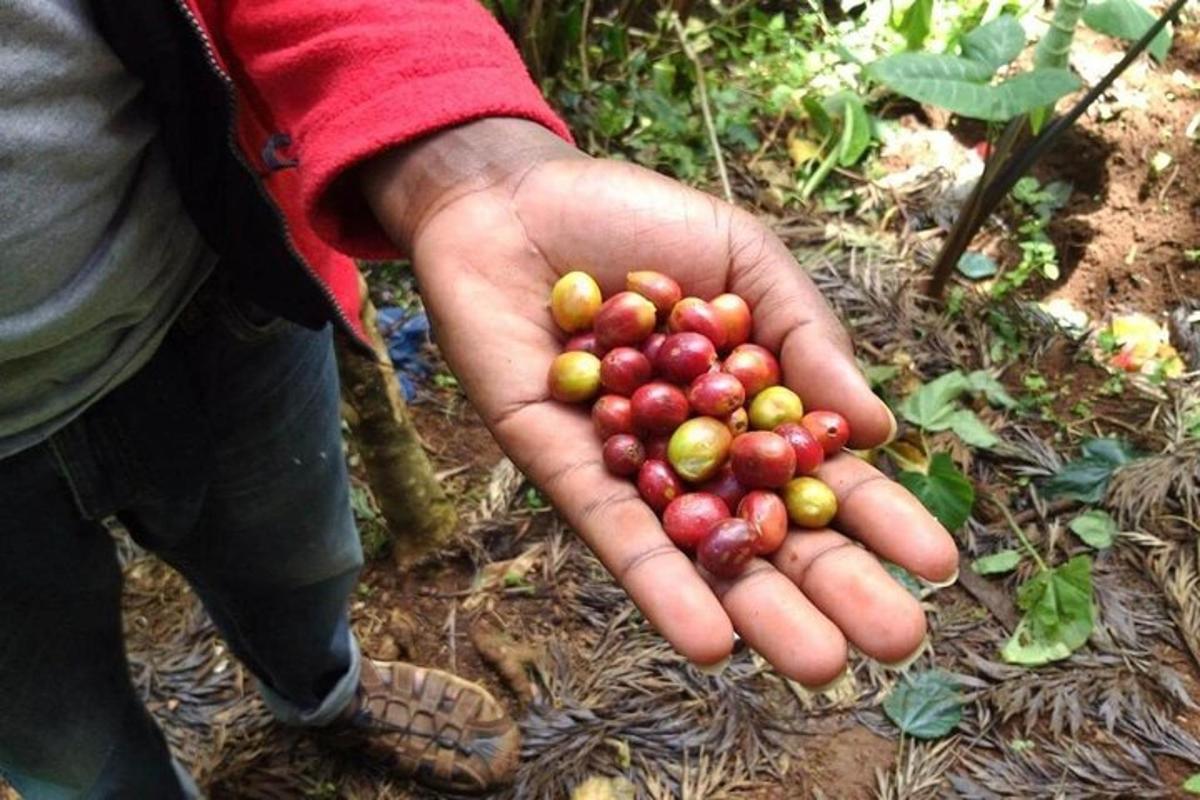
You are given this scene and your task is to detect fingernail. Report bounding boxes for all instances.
[882,403,899,445]
[880,635,930,670]
[802,668,851,694]
[924,567,959,590]
[693,656,731,676]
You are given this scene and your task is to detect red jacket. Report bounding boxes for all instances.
[89,0,570,344]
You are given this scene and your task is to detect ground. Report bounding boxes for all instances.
[5,5,1200,800]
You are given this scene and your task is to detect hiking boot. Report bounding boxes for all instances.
[324,659,520,794]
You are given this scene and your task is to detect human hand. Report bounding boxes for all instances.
[360,119,958,686]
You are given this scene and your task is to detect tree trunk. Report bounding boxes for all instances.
[336,275,458,566]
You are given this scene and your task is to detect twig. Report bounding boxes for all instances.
[747,111,786,170]
[445,603,458,675]
[956,553,1022,632]
[1158,163,1181,204]
[671,14,733,203]
[987,495,1048,572]
[579,0,597,154]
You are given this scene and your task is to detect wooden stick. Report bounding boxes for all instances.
[671,14,733,203]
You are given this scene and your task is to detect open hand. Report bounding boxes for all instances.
[361,119,958,686]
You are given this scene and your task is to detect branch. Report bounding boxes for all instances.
[671,14,733,203]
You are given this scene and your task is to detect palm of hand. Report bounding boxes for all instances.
[409,156,958,685]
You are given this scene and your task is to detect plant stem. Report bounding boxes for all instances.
[671,14,734,203]
[578,0,597,153]
[1034,0,1088,69]
[988,495,1049,572]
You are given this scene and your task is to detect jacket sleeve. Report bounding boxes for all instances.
[199,0,573,258]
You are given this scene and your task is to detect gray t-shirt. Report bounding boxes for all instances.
[0,0,216,458]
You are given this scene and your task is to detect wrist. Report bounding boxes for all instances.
[358,117,580,253]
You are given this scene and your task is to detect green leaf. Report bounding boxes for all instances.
[957,251,998,279]
[803,95,834,138]
[824,92,872,166]
[1081,437,1138,465]
[899,371,970,430]
[895,0,935,50]
[1001,555,1094,666]
[1069,510,1117,549]
[883,670,964,739]
[864,363,901,388]
[946,409,1000,449]
[966,370,1018,408]
[869,55,1080,121]
[898,453,975,531]
[960,15,1027,71]
[1184,773,1200,794]
[1042,460,1118,503]
[1042,438,1138,503]
[884,561,930,598]
[973,549,1022,575]
[1083,0,1172,63]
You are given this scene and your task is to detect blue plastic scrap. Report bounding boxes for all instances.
[375,306,433,402]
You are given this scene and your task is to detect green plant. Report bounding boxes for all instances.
[897,369,1015,449]
[891,0,1187,297]
[869,15,1081,123]
[987,498,1096,666]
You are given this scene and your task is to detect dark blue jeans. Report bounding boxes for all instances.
[0,281,365,799]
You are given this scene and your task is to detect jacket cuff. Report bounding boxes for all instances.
[298,66,572,260]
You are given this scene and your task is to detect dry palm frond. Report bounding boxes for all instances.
[1135,537,1200,669]
[517,545,804,799]
[1108,438,1200,537]
[950,735,1170,798]
[802,245,965,374]
[1091,559,1180,654]
[873,736,960,800]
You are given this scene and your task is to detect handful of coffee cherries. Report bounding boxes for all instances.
[546,271,849,579]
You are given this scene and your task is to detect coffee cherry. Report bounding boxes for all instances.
[710,293,752,349]
[729,431,796,489]
[725,407,749,436]
[626,270,682,318]
[667,417,733,483]
[595,291,657,349]
[644,436,670,462]
[774,422,825,475]
[630,382,689,436]
[697,517,758,578]
[551,271,602,333]
[687,372,746,417]
[548,351,602,403]
[600,347,653,396]
[782,477,838,529]
[748,386,804,430]
[638,460,684,513]
[668,297,727,350]
[656,332,718,385]
[738,491,788,556]
[723,344,781,397]
[593,395,634,440]
[801,410,851,456]
[564,331,605,357]
[697,464,747,512]
[603,434,645,477]
[640,332,668,364]
[663,493,729,550]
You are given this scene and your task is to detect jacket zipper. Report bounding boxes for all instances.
[171,0,366,346]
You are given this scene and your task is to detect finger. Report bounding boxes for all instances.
[772,531,927,664]
[706,561,848,687]
[494,401,735,666]
[817,453,959,582]
[723,214,895,449]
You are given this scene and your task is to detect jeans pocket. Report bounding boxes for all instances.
[216,292,289,344]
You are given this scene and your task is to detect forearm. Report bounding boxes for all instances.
[358,117,581,253]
